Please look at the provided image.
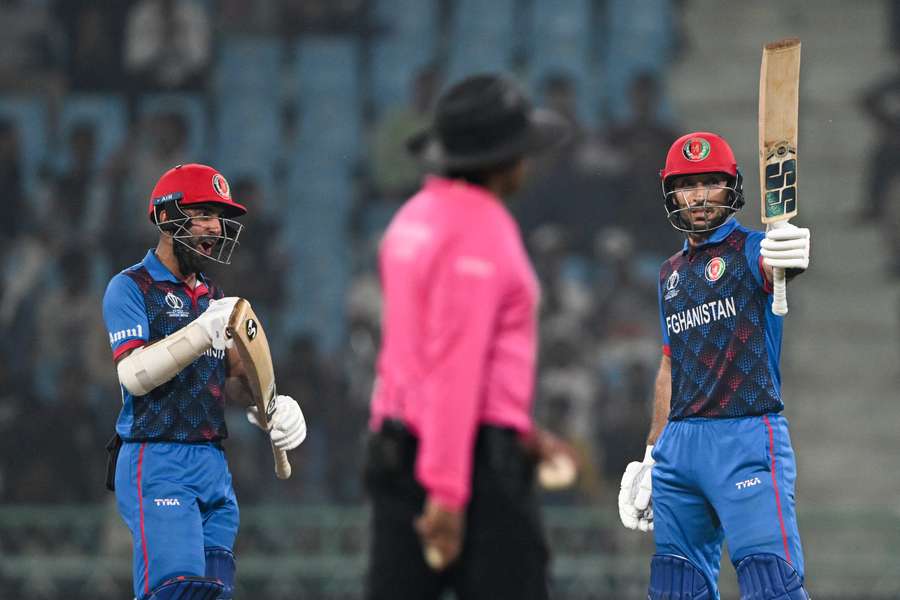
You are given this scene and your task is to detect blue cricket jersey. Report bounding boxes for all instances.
[102,250,229,442]
[658,219,784,419]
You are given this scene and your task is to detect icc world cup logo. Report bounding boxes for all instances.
[245,318,258,340]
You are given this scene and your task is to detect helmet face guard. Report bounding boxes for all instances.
[662,173,744,233]
[153,194,243,265]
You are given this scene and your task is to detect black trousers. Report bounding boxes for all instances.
[364,420,550,600]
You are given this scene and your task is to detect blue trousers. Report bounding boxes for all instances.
[115,441,239,599]
[652,414,805,596]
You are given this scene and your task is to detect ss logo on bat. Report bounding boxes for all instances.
[764,141,797,218]
[245,319,258,340]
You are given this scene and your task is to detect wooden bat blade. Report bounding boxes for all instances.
[759,37,801,317]
[759,38,800,224]
[227,299,292,479]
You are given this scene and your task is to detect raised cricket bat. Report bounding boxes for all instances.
[227,299,291,479]
[759,38,801,316]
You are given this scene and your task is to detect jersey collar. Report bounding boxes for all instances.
[141,249,208,285]
[681,217,740,254]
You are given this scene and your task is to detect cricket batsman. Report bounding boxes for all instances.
[617,133,812,599]
[102,164,307,600]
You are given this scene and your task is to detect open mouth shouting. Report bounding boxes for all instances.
[194,238,217,256]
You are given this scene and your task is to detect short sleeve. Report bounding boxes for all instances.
[743,230,772,293]
[103,274,150,360]
[658,275,671,355]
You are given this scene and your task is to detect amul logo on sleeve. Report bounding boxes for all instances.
[705,257,726,282]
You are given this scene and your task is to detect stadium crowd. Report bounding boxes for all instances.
[0,0,685,508]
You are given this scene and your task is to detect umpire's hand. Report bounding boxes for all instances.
[415,498,465,571]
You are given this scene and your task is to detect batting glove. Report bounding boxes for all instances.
[246,395,307,451]
[761,221,810,270]
[618,446,655,532]
[195,297,239,351]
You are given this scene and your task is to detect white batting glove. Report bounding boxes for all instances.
[761,222,810,270]
[246,395,307,451]
[618,446,655,532]
[195,297,239,351]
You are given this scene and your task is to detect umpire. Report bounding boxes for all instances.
[364,73,571,600]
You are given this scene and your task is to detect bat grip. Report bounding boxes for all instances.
[272,444,291,479]
[772,267,788,316]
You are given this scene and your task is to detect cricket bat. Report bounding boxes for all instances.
[759,38,801,316]
[227,299,291,479]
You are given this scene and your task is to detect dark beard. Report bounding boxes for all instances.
[173,238,211,277]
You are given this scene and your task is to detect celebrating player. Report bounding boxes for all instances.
[617,133,812,599]
[365,73,575,600]
[102,164,306,600]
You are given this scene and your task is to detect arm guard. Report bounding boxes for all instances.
[116,321,212,395]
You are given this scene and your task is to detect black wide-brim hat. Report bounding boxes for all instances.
[407,73,570,170]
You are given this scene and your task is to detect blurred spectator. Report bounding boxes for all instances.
[368,64,441,200]
[217,0,280,34]
[0,118,29,251]
[608,71,681,257]
[860,69,900,275]
[357,64,442,236]
[540,70,583,134]
[0,0,64,94]
[54,1,128,91]
[52,122,111,244]
[34,246,109,398]
[124,0,211,92]
[516,71,628,258]
[98,110,191,265]
[209,177,288,322]
[279,0,365,35]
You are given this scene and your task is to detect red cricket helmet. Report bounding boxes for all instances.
[660,132,738,184]
[659,132,745,233]
[148,163,247,222]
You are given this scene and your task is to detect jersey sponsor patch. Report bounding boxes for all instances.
[735,477,762,490]
[109,324,144,346]
[153,498,181,506]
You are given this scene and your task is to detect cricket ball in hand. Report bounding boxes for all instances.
[538,453,577,490]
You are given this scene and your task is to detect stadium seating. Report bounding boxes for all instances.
[138,93,210,162]
[0,96,48,194]
[445,0,516,82]
[370,0,438,115]
[58,95,128,172]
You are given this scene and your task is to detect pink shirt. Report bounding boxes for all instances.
[371,176,540,511]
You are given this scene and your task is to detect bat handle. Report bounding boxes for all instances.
[272,444,291,479]
[772,267,788,316]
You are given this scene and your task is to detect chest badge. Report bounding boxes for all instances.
[664,270,680,300]
[164,291,190,318]
[705,257,726,282]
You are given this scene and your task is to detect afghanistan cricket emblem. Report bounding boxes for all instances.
[705,257,726,282]
[682,137,711,162]
[212,173,231,199]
